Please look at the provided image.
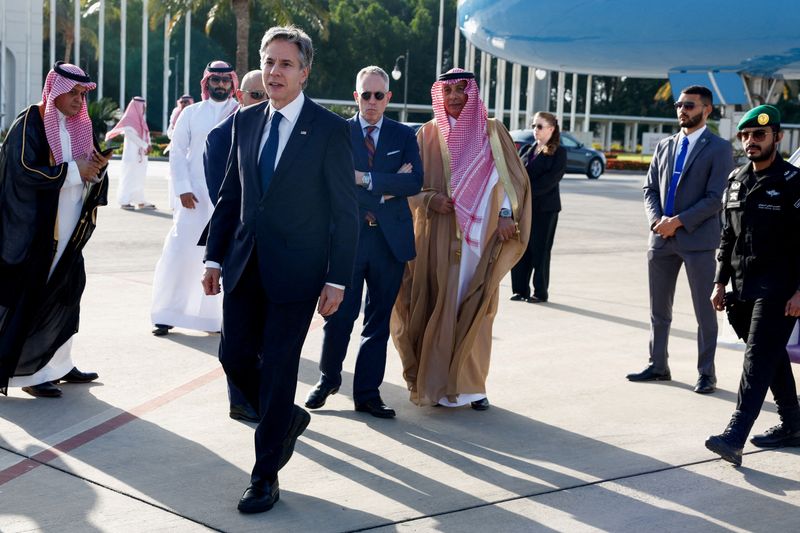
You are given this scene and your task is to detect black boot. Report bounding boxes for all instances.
[705,411,750,466]
[751,410,800,448]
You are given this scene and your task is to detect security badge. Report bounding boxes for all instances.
[757,113,770,125]
[727,181,741,205]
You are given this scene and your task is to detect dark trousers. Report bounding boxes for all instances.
[734,297,800,434]
[647,243,717,377]
[318,223,404,403]
[511,210,559,300]
[219,254,316,485]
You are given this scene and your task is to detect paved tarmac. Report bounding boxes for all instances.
[1,161,799,532]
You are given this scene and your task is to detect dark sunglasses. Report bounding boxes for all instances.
[360,91,386,101]
[209,75,233,84]
[244,90,266,100]
[736,129,772,142]
[673,101,704,110]
[533,123,550,130]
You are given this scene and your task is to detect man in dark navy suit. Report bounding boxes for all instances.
[304,66,422,419]
[202,26,358,514]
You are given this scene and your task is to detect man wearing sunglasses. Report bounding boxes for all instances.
[630,85,734,394]
[151,61,239,338]
[304,66,422,419]
[705,105,800,466]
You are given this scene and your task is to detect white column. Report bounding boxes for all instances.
[74,0,80,67]
[569,73,578,132]
[479,51,489,104]
[98,0,105,99]
[141,0,148,100]
[510,63,521,130]
[120,0,126,108]
[50,0,56,66]
[555,71,565,129]
[435,0,444,78]
[453,22,460,70]
[494,59,506,121]
[525,67,535,127]
[162,13,170,132]
[183,10,191,95]
[583,74,592,132]
[606,120,613,150]
[467,42,475,73]
[632,122,639,152]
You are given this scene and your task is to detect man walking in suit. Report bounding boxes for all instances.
[304,66,422,418]
[627,85,734,393]
[202,26,358,514]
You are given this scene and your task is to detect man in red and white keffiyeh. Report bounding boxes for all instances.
[106,97,154,209]
[41,61,97,165]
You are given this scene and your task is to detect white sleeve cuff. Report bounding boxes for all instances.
[205,261,221,269]
[325,282,345,290]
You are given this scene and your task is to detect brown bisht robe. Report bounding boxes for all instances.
[391,118,532,406]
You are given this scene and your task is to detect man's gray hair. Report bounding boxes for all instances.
[355,66,390,93]
[260,25,314,72]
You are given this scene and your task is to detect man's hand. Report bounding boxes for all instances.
[653,216,683,238]
[318,285,344,317]
[786,291,800,317]
[397,162,413,174]
[355,170,364,185]
[495,217,517,242]
[75,156,102,182]
[202,267,221,295]
[180,192,199,209]
[711,283,726,312]
[429,193,454,214]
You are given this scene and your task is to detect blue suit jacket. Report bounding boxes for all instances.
[349,114,423,262]
[203,112,235,204]
[205,98,359,302]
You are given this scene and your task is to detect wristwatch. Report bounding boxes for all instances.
[499,207,513,218]
[361,172,372,188]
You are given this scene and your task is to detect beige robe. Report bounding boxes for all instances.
[391,118,532,406]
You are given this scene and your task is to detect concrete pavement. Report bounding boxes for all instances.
[1,161,799,532]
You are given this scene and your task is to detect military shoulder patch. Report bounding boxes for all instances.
[785,169,798,181]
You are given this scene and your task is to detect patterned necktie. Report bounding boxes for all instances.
[259,111,283,192]
[664,136,690,216]
[364,125,377,168]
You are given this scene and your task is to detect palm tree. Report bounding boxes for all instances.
[44,0,100,64]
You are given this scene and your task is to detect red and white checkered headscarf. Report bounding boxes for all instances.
[105,96,150,147]
[41,62,97,164]
[169,94,194,130]
[431,68,495,252]
[200,61,239,101]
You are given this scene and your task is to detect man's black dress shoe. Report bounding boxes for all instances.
[237,479,280,514]
[470,397,490,410]
[277,406,311,470]
[57,367,99,384]
[304,382,339,409]
[229,404,259,423]
[509,294,530,302]
[355,397,396,418]
[152,324,172,336]
[750,424,800,448]
[693,375,717,394]
[626,366,671,382]
[705,434,742,466]
[22,382,62,398]
[529,296,548,303]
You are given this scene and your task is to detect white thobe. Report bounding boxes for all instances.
[150,98,236,331]
[9,111,85,386]
[115,127,149,206]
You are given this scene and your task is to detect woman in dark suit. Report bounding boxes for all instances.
[510,112,567,303]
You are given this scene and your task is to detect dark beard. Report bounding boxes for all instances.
[679,113,703,129]
[747,141,776,162]
[209,87,230,102]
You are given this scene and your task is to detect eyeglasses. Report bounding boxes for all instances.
[209,76,233,84]
[533,123,550,130]
[360,91,386,101]
[736,128,772,142]
[673,101,705,110]
[244,90,266,100]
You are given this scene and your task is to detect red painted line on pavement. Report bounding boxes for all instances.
[0,315,324,486]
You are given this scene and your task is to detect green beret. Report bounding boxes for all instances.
[738,104,781,130]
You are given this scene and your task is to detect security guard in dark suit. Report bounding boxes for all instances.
[705,105,800,466]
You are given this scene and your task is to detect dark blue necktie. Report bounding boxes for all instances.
[258,111,283,191]
[664,136,690,216]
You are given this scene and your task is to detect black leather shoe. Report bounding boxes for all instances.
[277,406,311,470]
[529,296,548,303]
[471,397,490,410]
[58,367,99,384]
[22,382,62,398]
[152,324,172,336]
[750,424,800,448]
[693,375,717,394]
[355,397,396,418]
[509,294,530,302]
[304,382,339,409]
[626,365,671,382]
[705,434,743,466]
[229,404,259,423]
[237,479,280,514]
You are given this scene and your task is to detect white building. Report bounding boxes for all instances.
[1,2,44,129]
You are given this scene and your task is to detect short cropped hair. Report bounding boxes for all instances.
[680,85,713,107]
[260,26,314,87]
[355,66,390,93]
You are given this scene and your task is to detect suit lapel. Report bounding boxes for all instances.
[680,128,711,177]
[350,115,367,169]
[266,98,315,196]
[372,118,392,168]
[248,103,269,196]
